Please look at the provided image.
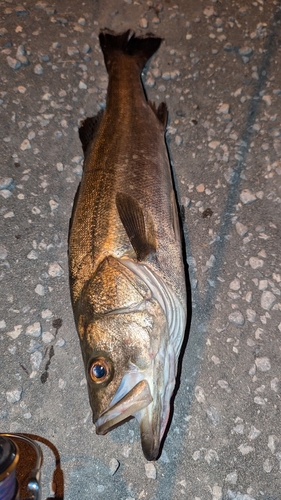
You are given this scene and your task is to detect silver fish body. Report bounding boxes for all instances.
[68,30,187,460]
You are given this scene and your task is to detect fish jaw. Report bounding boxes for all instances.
[95,379,153,435]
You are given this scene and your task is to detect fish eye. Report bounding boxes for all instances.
[89,357,111,384]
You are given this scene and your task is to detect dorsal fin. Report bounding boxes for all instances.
[78,110,104,156]
[116,192,157,261]
[148,101,168,129]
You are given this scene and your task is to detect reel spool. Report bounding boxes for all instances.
[0,434,42,500]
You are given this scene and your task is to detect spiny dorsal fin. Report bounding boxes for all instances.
[78,110,104,156]
[116,192,157,261]
[148,101,168,128]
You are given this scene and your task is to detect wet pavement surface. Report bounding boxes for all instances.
[1,0,281,499]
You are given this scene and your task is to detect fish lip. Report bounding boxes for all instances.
[95,379,153,435]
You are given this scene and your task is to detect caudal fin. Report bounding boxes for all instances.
[99,29,162,72]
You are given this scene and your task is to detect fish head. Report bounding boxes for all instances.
[76,257,185,460]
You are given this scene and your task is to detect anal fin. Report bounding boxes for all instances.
[116,192,157,261]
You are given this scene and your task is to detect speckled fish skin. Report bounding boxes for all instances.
[68,30,187,461]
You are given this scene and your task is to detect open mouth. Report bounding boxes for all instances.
[95,379,153,435]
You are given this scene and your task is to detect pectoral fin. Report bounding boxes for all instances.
[116,192,157,261]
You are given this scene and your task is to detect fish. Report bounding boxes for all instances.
[68,29,187,461]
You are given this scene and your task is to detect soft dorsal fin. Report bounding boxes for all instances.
[78,110,104,155]
[116,192,157,261]
[148,101,168,128]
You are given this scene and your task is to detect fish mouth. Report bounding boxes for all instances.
[94,364,173,461]
[95,379,153,435]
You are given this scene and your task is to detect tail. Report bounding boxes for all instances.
[99,29,162,72]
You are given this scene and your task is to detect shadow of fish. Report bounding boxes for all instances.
[68,29,187,461]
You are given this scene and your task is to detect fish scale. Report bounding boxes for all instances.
[68,29,187,461]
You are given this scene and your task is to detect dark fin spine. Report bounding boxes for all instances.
[116,192,157,261]
[148,101,168,128]
[99,29,162,72]
[79,110,104,156]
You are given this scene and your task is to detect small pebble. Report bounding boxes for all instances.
[6,388,22,403]
[7,56,21,70]
[82,43,91,54]
[249,257,263,269]
[196,183,205,193]
[239,46,253,56]
[27,250,38,260]
[28,340,41,353]
[175,135,182,146]
[240,189,256,204]
[229,278,240,291]
[48,262,64,277]
[258,280,268,291]
[145,462,156,479]
[208,140,220,150]
[58,379,66,389]
[139,18,148,29]
[0,245,8,260]
[109,458,120,476]
[228,311,244,326]
[268,435,279,454]
[246,309,256,322]
[35,284,45,296]
[248,426,261,440]
[41,309,53,319]
[270,378,279,392]
[260,290,276,310]
[255,357,271,372]
[42,331,55,343]
[25,322,42,338]
[20,139,31,151]
[192,450,200,461]
[1,190,12,199]
[55,338,66,347]
[262,95,271,106]
[225,472,237,484]
[238,444,254,455]
[78,81,87,90]
[0,177,14,190]
[30,351,43,371]
[67,47,79,56]
[203,6,215,17]
[34,64,43,75]
[49,200,59,211]
[6,325,23,340]
[263,458,274,473]
[204,449,219,464]
[254,396,265,405]
[195,386,205,404]
[218,103,230,115]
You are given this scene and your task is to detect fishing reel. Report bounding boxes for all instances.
[0,433,42,500]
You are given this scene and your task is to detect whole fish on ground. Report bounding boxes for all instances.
[68,29,187,461]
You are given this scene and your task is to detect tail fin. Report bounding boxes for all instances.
[99,29,162,72]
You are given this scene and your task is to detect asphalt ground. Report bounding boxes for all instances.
[1,1,281,499]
